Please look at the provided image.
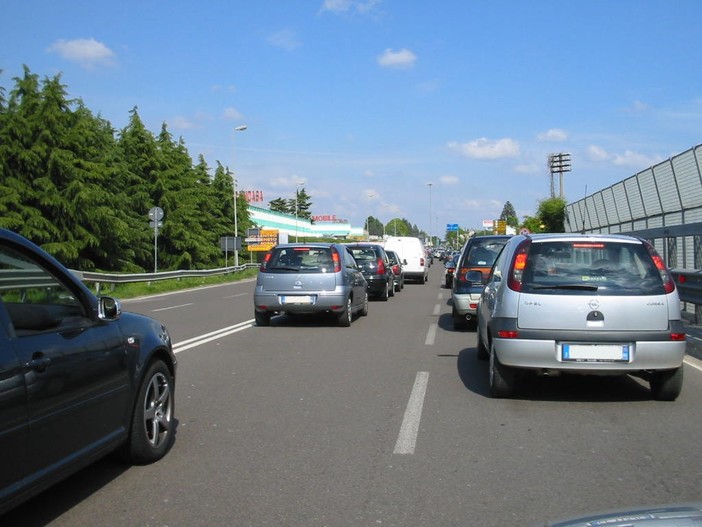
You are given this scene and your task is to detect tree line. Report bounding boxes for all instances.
[0,66,252,272]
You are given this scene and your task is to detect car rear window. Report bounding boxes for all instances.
[265,247,335,273]
[461,238,509,267]
[520,240,665,296]
[348,247,378,262]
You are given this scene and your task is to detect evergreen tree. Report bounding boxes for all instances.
[499,201,519,229]
[269,197,290,214]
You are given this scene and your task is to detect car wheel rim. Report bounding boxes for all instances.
[143,372,172,448]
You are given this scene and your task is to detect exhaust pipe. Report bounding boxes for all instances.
[465,314,472,321]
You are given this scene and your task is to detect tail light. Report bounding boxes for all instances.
[643,241,675,294]
[508,240,531,292]
[260,252,272,272]
[420,257,425,266]
[392,264,400,274]
[332,248,342,272]
[377,258,386,275]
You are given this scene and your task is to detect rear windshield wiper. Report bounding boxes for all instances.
[530,284,599,291]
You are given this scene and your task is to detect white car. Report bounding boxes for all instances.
[383,236,428,284]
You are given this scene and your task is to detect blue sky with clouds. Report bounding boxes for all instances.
[2,0,701,234]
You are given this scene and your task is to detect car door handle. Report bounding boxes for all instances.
[26,354,52,372]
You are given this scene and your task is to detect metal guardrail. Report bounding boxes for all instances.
[70,263,260,293]
[671,268,702,324]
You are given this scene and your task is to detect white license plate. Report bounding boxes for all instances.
[280,295,314,305]
[562,343,630,362]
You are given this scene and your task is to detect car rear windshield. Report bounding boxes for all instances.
[265,247,335,273]
[521,240,665,296]
[348,247,378,263]
[462,239,509,267]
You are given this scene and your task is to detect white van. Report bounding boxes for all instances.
[383,236,428,283]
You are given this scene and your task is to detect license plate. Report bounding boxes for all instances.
[562,343,630,362]
[280,295,314,305]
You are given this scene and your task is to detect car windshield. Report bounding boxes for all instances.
[521,240,665,295]
[267,247,334,273]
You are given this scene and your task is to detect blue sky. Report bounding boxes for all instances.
[2,0,701,235]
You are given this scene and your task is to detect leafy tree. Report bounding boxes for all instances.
[536,197,567,233]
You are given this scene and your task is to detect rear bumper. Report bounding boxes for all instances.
[254,288,349,314]
[365,276,390,295]
[490,319,687,372]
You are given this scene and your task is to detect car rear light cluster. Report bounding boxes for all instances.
[643,241,676,294]
[376,257,386,275]
[508,240,531,292]
[260,252,272,272]
[331,249,342,272]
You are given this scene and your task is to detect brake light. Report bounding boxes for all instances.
[420,257,425,266]
[643,242,675,294]
[377,258,386,275]
[260,252,272,272]
[670,333,686,341]
[508,240,531,292]
[392,264,400,274]
[497,330,519,339]
[331,248,342,272]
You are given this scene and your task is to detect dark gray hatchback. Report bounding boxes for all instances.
[0,228,176,515]
[254,243,368,327]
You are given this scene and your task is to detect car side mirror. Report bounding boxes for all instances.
[98,296,121,320]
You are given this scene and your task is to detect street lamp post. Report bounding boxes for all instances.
[295,181,303,242]
[233,125,247,266]
[427,182,433,247]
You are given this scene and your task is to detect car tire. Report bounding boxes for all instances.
[255,311,271,326]
[379,282,389,301]
[121,359,175,464]
[649,366,683,401]
[451,306,464,330]
[476,321,489,360]
[338,296,353,327]
[489,343,514,398]
[360,291,369,316]
[388,279,395,297]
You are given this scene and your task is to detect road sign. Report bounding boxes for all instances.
[446,223,459,231]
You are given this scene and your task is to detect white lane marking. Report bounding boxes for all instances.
[223,292,248,299]
[172,319,254,353]
[432,304,441,316]
[425,323,437,346]
[437,292,444,300]
[394,371,429,455]
[684,356,702,372]
[152,303,193,312]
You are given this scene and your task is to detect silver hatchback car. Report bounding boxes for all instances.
[477,233,686,399]
[254,243,368,327]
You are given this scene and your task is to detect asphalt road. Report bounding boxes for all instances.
[5,263,702,527]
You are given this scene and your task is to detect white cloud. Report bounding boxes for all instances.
[624,100,649,113]
[537,128,568,142]
[169,116,198,130]
[377,48,417,69]
[223,107,244,120]
[440,175,459,185]
[447,138,520,159]
[586,145,610,161]
[514,163,539,174]
[612,149,663,168]
[320,0,381,14]
[47,38,116,68]
[586,144,663,168]
[267,29,301,51]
